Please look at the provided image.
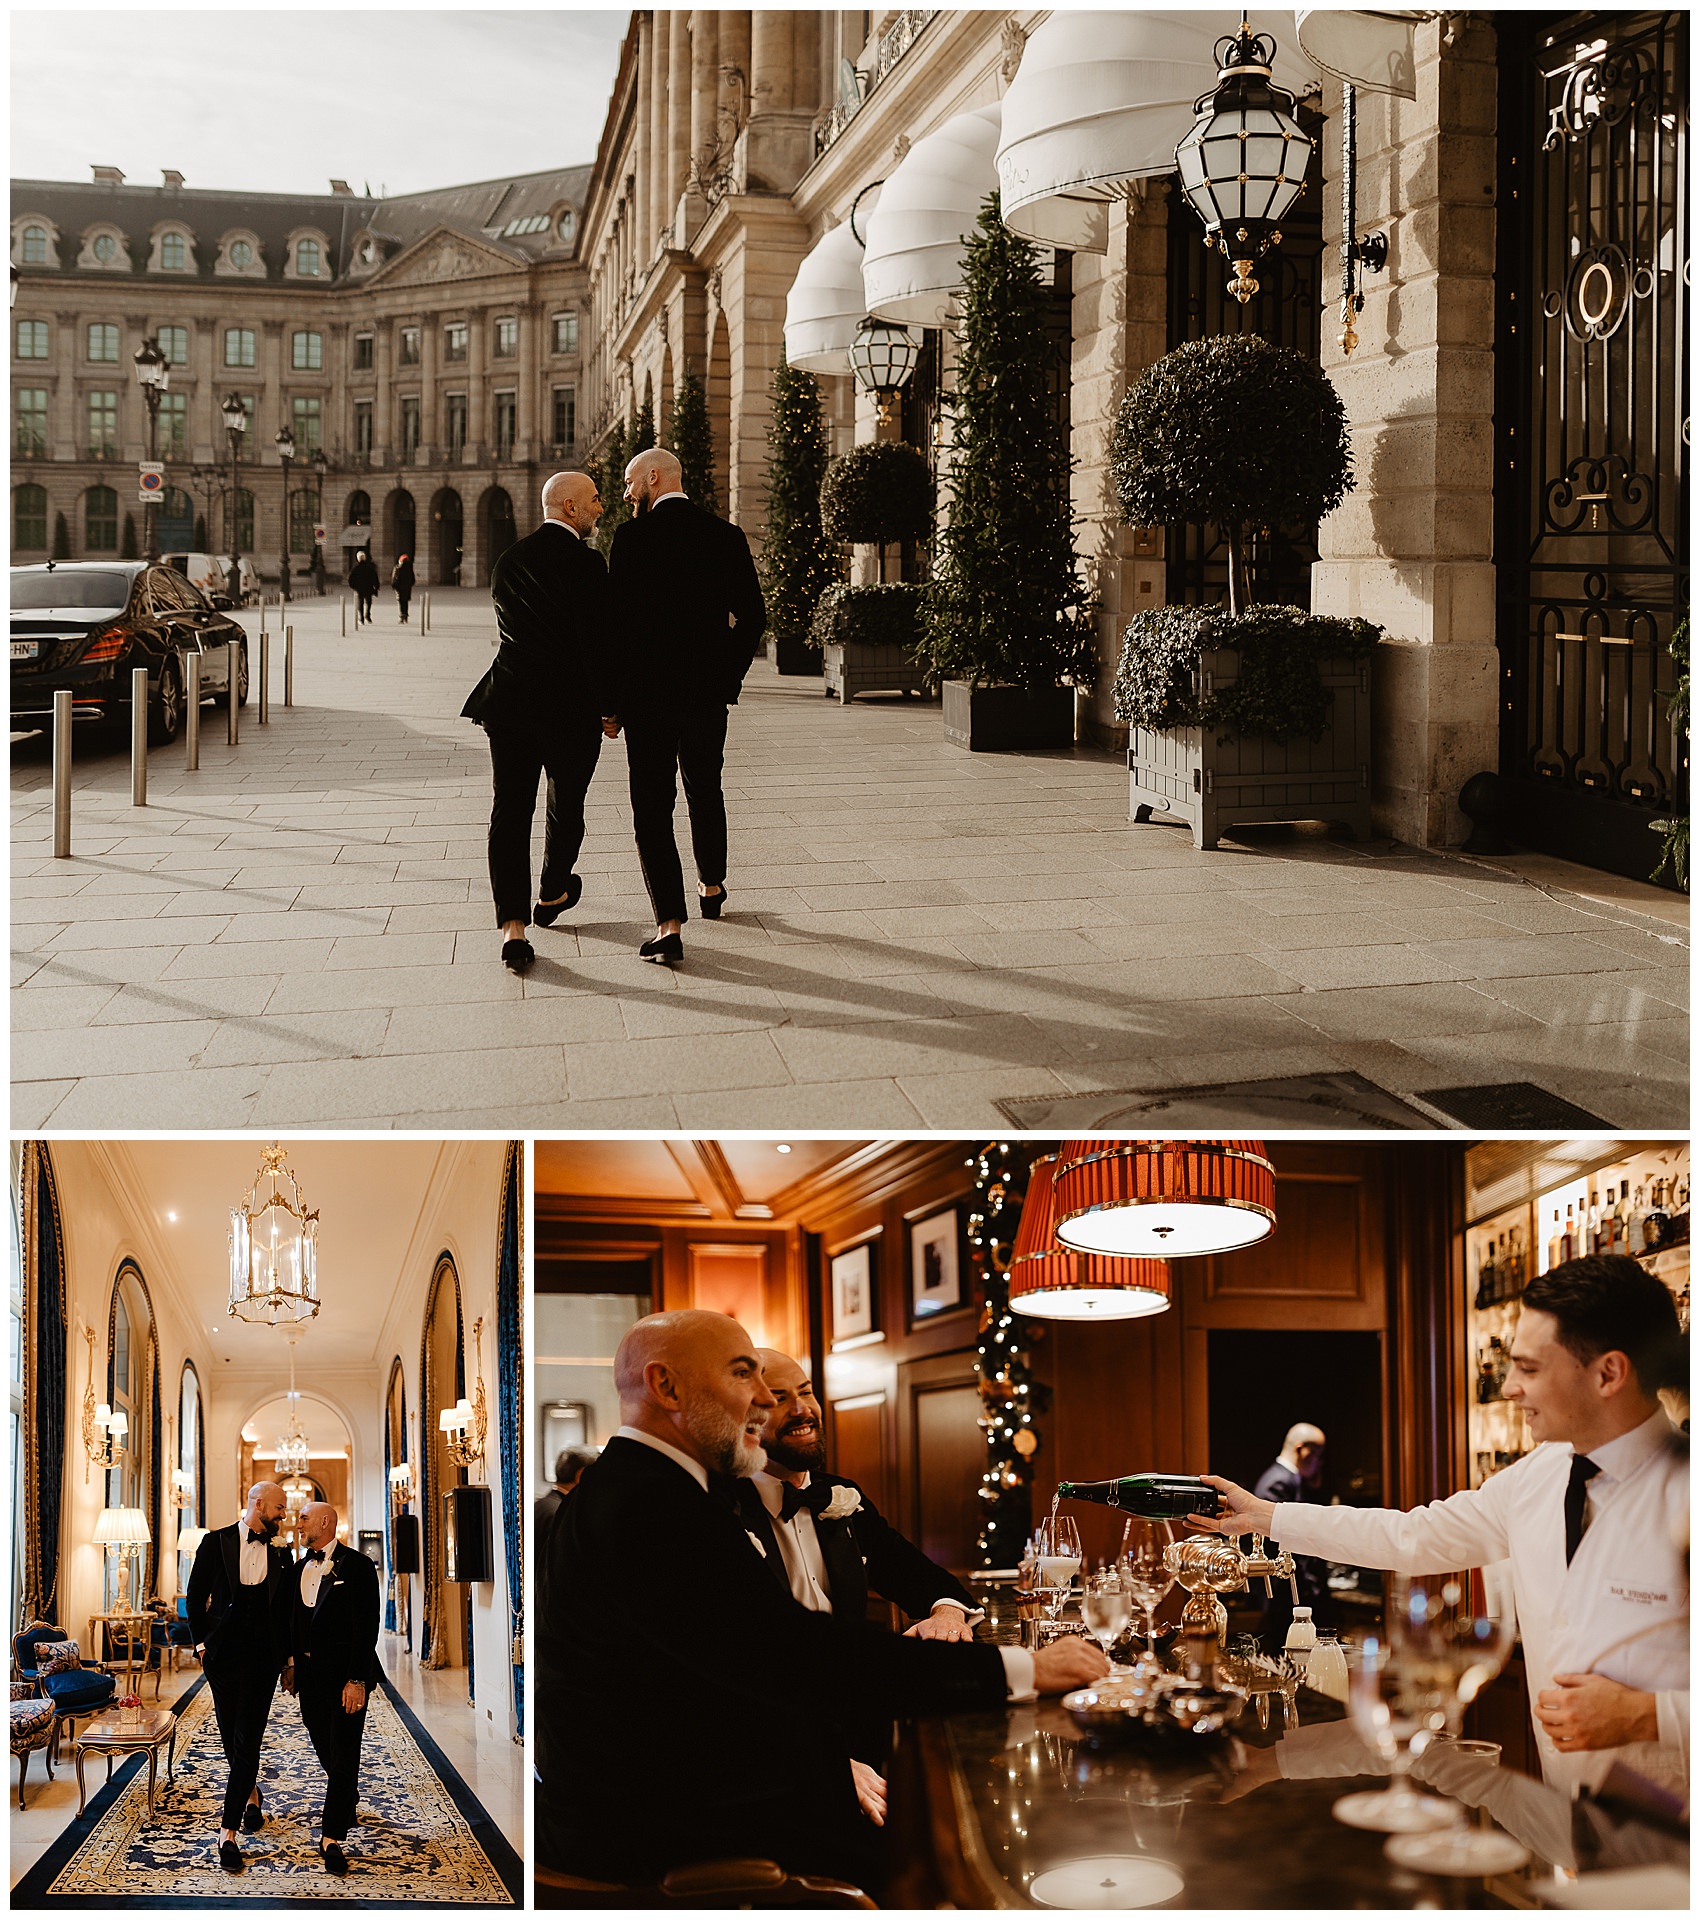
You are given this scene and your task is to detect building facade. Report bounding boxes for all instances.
[11,164,591,587]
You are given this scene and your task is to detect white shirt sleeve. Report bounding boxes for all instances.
[999,1646,1037,1702]
[1269,1474,1514,1575]
[1654,1688,1688,1767]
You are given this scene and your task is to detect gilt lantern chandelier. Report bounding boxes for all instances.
[229,1140,320,1326]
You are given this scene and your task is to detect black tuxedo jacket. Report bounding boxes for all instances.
[606,498,766,717]
[461,522,615,730]
[536,1436,1005,1882]
[737,1472,978,1625]
[185,1522,294,1678]
[290,1542,381,1689]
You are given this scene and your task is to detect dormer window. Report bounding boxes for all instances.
[296,237,322,276]
[160,232,187,271]
[21,225,47,264]
[230,239,253,268]
[557,209,578,247]
[93,234,117,263]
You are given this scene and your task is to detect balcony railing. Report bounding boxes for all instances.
[814,10,938,158]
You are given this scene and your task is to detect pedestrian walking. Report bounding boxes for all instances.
[391,553,415,624]
[348,549,380,626]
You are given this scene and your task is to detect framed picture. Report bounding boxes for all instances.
[357,1529,384,1565]
[830,1239,877,1344]
[909,1207,963,1321]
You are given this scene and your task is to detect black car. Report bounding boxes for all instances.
[10,560,249,744]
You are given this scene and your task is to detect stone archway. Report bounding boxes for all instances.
[429,488,463,586]
[385,489,415,581]
[481,486,516,583]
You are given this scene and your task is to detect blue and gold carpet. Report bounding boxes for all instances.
[13,1674,521,1908]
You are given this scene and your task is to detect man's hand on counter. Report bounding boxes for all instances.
[850,1758,888,1826]
[1185,1475,1276,1539]
[1032,1637,1110,1694]
[1534,1671,1660,1751]
[905,1604,977,1643]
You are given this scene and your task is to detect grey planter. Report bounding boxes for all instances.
[822,640,928,705]
[943,680,1076,752]
[1128,648,1373,848]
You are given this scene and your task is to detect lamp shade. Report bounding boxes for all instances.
[1053,1140,1276,1258]
[1011,1153,1172,1320]
[94,1506,152,1547]
[862,103,1003,327]
[176,1525,209,1557]
[1294,8,1419,98]
[784,190,881,373]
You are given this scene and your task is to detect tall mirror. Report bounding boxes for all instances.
[385,1356,408,1637]
[420,1255,467,1671]
[104,1263,157,1611]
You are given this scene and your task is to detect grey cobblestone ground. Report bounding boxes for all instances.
[11,588,1689,1129]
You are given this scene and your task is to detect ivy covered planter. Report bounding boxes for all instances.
[1116,605,1382,849]
[943,681,1076,752]
[811,583,929,704]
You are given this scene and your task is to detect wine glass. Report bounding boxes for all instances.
[1034,1517,1081,1628]
[1082,1569,1132,1661]
[1118,1516,1176,1675]
[1331,1635,1456,1833]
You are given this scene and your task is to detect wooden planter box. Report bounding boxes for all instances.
[822,640,929,705]
[765,635,822,677]
[1128,649,1373,848]
[943,680,1076,752]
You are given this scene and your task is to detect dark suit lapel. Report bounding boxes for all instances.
[732,1484,790,1595]
[814,1506,868,1621]
[221,1522,241,1597]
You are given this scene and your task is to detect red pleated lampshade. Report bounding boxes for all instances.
[1009,1152,1172,1319]
[1052,1139,1276,1258]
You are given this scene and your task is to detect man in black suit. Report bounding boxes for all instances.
[281,1502,381,1877]
[1251,1421,1333,1648]
[535,1309,1104,1891]
[462,471,616,974]
[534,1445,594,1543]
[185,1481,294,1873]
[606,447,766,965]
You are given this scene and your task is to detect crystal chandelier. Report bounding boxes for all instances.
[275,1336,310,1476]
[230,1141,320,1326]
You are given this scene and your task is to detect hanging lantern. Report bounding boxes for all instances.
[1175,14,1315,304]
[848,316,920,426]
[1010,1153,1173,1320]
[229,1141,320,1326]
[1052,1139,1276,1258]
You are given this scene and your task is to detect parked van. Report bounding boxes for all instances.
[161,552,259,608]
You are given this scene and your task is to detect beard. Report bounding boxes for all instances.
[252,1513,280,1540]
[632,491,650,515]
[763,1421,827,1475]
[679,1388,765,1479]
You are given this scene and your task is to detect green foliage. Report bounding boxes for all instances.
[669,371,717,515]
[121,512,138,560]
[1651,617,1689,891]
[632,394,657,458]
[594,414,632,552]
[52,511,71,560]
[193,513,207,550]
[920,193,1093,695]
[808,582,923,652]
[819,439,933,549]
[761,357,839,648]
[1115,602,1382,739]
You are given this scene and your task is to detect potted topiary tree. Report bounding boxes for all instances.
[920,194,1094,751]
[668,370,717,514]
[1110,333,1380,847]
[816,439,934,702]
[760,356,838,676]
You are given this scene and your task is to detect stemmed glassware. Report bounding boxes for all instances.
[1331,1632,1456,1833]
[1082,1569,1132,1661]
[1033,1516,1082,1631]
[1118,1516,1177,1675]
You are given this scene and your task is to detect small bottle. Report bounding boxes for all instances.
[1284,1605,1317,1653]
[1476,1237,1496,1311]
[1475,1345,1498,1403]
[1645,1181,1671,1252]
[1547,1208,1562,1270]
[1561,1203,1576,1263]
[1627,1184,1648,1255]
[1054,1474,1223,1519]
[1509,1225,1526,1289]
[1309,1628,1349,1701]
[1586,1191,1601,1256]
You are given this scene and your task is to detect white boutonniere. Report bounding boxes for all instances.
[820,1486,862,1521]
[744,1530,768,1559]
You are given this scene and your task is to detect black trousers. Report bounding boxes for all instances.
[208,1657,278,1830]
[624,707,730,925]
[356,592,375,622]
[484,716,604,927]
[396,589,411,621]
[299,1669,369,1842]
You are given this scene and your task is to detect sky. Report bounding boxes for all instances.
[11,6,630,198]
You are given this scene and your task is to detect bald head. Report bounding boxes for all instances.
[300,1501,339,1550]
[623,446,683,514]
[614,1309,775,1477]
[245,1480,286,1538]
[1280,1423,1327,1483]
[541,469,602,536]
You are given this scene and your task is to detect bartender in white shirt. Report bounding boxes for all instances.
[1193,1254,1688,1795]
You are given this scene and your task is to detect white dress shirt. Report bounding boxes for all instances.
[299,1545,332,1609]
[239,1527,269,1586]
[1270,1409,1689,1793]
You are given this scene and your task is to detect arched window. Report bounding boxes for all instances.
[178,1360,203,1528]
[92,233,117,264]
[160,231,187,271]
[225,488,254,553]
[345,489,371,525]
[229,238,253,269]
[84,486,118,552]
[296,237,322,277]
[21,225,47,264]
[159,486,193,550]
[14,483,47,550]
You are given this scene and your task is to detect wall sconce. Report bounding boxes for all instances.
[1337,84,1388,356]
[170,1468,193,1511]
[849,317,919,427]
[81,1325,127,1481]
[388,1462,416,1511]
[438,1316,489,1471]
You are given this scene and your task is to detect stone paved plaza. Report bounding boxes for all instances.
[10,589,1689,1130]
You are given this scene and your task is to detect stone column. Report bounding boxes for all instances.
[635,17,652,265]
[374,321,392,465]
[746,10,816,193]
[466,311,485,459]
[750,9,793,111]
[690,11,721,186]
[667,12,691,219]
[720,10,751,148]
[517,305,536,468]
[650,12,671,249]
[418,312,436,464]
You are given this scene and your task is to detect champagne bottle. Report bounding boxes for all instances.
[1475,1236,1496,1311]
[1055,1474,1223,1519]
[1547,1208,1562,1270]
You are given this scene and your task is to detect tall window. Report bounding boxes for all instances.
[552,312,578,355]
[160,231,187,271]
[14,483,48,548]
[289,489,316,553]
[224,327,255,368]
[444,322,468,363]
[494,390,516,457]
[15,389,47,455]
[87,390,118,457]
[178,1362,202,1533]
[226,487,254,551]
[354,399,373,456]
[158,325,189,367]
[494,316,518,358]
[87,322,119,362]
[291,330,322,371]
[21,225,47,264]
[296,237,322,277]
[85,485,119,550]
[16,319,48,359]
[399,326,420,366]
[291,394,322,454]
[353,333,373,371]
[446,392,467,456]
[158,391,187,453]
[401,396,420,457]
[552,387,576,449]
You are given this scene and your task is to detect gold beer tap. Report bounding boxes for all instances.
[1238,1533,1299,1605]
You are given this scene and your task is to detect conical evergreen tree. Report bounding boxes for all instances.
[193,513,208,550]
[121,512,139,559]
[52,511,71,560]
[760,356,838,649]
[669,370,718,515]
[595,413,634,551]
[921,193,1092,695]
[632,394,657,456]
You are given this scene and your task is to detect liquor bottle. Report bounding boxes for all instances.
[1055,1474,1223,1519]
[1599,1185,1618,1255]
[1476,1236,1496,1311]
[1475,1345,1499,1404]
[1586,1191,1601,1255]
[1509,1225,1527,1290]
[1627,1184,1648,1255]
[1547,1208,1562,1271]
[1644,1180,1670,1252]
[1561,1203,1576,1263]
[1670,1174,1689,1246]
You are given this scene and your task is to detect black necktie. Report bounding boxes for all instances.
[1564,1454,1599,1565]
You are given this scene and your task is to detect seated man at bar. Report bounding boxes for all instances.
[1251,1421,1333,1649]
[1195,1256,1688,1793]
[536,1309,1106,1892]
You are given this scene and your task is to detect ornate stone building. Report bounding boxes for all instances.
[11,163,591,586]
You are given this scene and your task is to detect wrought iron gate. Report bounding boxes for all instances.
[1494,10,1689,879]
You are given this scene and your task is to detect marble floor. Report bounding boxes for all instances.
[8,1635,521,1891]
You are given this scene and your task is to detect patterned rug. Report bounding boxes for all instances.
[13,1674,521,1908]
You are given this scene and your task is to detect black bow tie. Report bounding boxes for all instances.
[304,1549,326,1564]
[779,1481,828,1523]
[247,1530,268,1545]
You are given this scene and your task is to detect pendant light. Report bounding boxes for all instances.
[1011,1152,1173,1319]
[1052,1139,1276,1258]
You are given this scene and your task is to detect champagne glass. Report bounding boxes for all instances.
[1331,1635,1456,1833]
[1082,1569,1132,1661]
[1118,1516,1176,1675]
[1034,1517,1081,1627]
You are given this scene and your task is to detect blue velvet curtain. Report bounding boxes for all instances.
[383,1384,397,1633]
[496,1142,524,1737]
[148,1348,162,1601]
[24,1144,68,1625]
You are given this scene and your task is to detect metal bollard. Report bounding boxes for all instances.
[52,688,72,858]
[228,655,240,746]
[186,653,201,770]
[131,666,149,806]
[284,625,294,707]
[341,593,347,637]
[422,592,430,633]
[260,595,268,636]
[259,630,270,724]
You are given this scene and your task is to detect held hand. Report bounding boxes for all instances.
[280,1659,295,1697]
[341,1680,367,1715]
[849,1758,888,1827]
[1185,1474,1275,1539]
[1534,1672,1659,1751]
[905,1606,976,1644]
[601,715,621,738]
[1032,1636,1110,1695]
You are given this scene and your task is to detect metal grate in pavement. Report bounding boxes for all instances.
[1415,1082,1615,1130]
[994,1072,1441,1132]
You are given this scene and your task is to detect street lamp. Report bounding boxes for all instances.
[220,393,248,603]
[133,336,171,563]
[275,423,296,603]
[848,317,920,428]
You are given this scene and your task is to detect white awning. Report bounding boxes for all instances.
[784,188,881,374]
[1295,9,1420,99]
[997,10,1322,254]
[862,104,1003,328]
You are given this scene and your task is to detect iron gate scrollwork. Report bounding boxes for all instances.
[1495,10,1689,879]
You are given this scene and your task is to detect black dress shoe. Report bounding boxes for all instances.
[321,1841,349,1877]
[533,874,583,928]
[502,937,535,974]
[698,886,727,920]
[218,1839,244,1874]
[243,1795,264,1832]
[638,931,684,965]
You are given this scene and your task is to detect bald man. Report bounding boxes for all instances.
[1251,1422,1332,1647]
[536,1310,1103,1890]
[283,1502,380,1876]
[462,470,616,973]
[185,1481,295,1872]
[605,447,766,964]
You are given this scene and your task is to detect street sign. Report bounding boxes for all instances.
[313,523,327,544]
[138,465,165,498]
